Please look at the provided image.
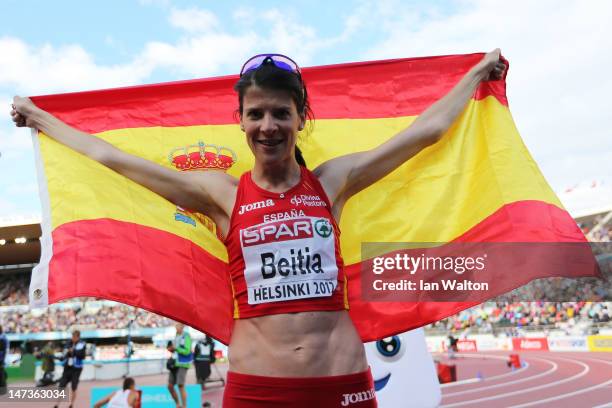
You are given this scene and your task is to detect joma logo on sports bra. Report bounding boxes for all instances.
[238,199,275,215]
[241,219,312,247]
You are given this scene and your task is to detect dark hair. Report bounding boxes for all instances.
[234,60,314,167]
[123,377,135,390]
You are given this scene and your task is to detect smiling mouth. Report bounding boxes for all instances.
[374,373,391,391]
[257,139,283,147]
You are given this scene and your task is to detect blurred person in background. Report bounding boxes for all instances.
[93,377,139,408]
[0,325,8,395]
[35,341,57,386]
[194,335,216,407]
[447,334,458,359]
[167,323,192,408]
[54,330,86,408]
[194,335,215,387]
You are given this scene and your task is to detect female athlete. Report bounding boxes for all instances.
[11,50,505,407]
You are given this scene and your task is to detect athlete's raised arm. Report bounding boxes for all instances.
[10,96,236,218]
[315,49,506,210]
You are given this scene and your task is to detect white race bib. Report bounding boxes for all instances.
[240,217,338,305]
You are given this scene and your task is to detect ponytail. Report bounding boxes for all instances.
[295,146,306,167]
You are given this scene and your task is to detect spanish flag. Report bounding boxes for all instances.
[29,54,596,343]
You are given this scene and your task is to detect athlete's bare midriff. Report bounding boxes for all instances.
[228,310,367,377]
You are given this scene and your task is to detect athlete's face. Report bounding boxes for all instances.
[240,86,304,166]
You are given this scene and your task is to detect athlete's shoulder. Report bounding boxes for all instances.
[194,169,239,186]
[194,169,238,196]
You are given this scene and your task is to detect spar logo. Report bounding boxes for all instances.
[241,218,313,247]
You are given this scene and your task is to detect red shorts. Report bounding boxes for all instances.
[223,368,378,407]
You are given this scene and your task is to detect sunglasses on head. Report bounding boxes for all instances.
[240,54,301,77]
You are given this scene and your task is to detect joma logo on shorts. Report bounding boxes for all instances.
[341,388,376,406]
[238,199,275,215]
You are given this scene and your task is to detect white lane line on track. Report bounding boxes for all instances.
[593,402,612,408]
[577,355,612,365]
[509,379,612,408]
[440,377,481,388]
[439,356,589,407]
[510,357,612,408]
[440,353,529,388]
[442,357,555,398]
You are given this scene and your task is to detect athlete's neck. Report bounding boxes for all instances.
[251,160,301,193]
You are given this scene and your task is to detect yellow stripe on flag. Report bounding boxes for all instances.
[40,96,560,265]
[311,97,561,264]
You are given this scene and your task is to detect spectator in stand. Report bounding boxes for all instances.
[602,310,610,322]
[2,268,608,337]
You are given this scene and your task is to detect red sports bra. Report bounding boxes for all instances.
[225,166,348,319]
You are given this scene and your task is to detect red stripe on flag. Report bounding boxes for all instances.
[48,219,233,343]
[31,54,506,134]
[347,200,596,342]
